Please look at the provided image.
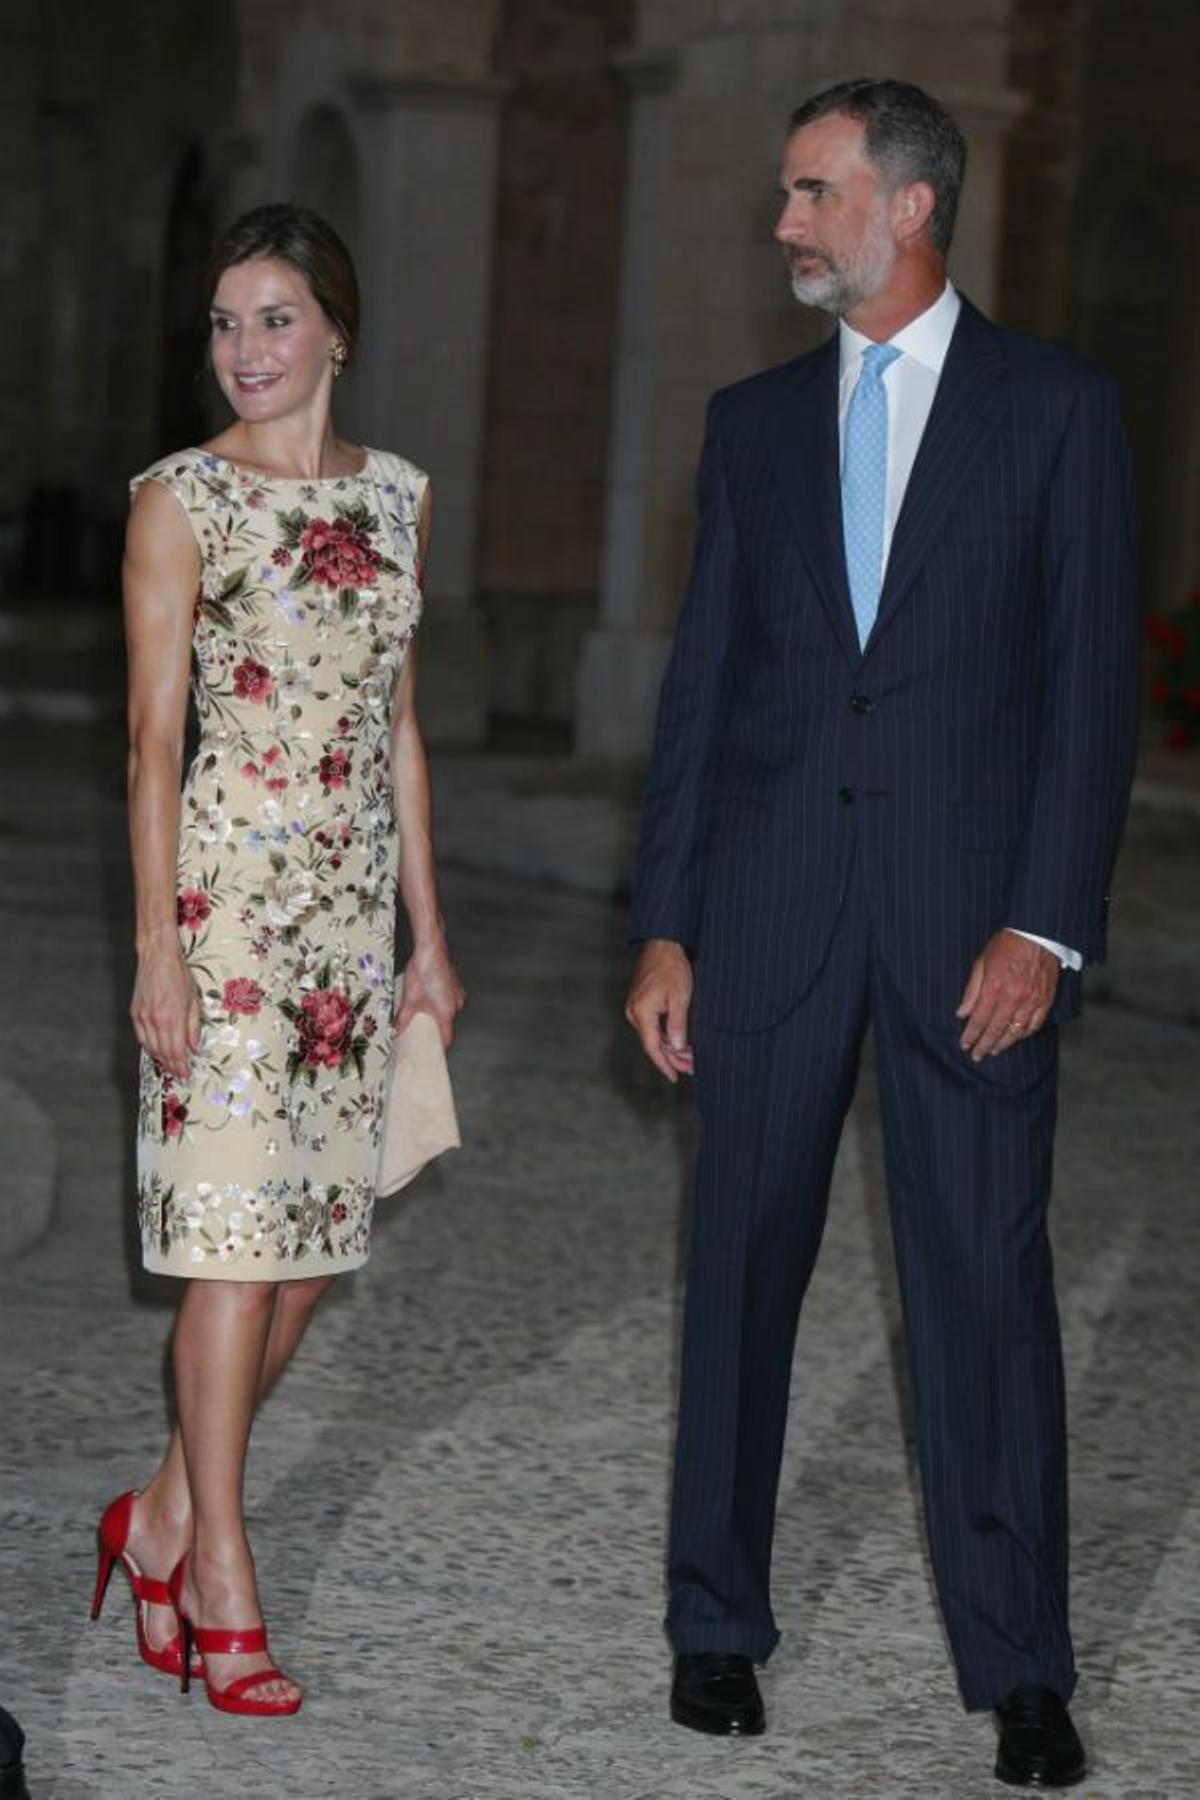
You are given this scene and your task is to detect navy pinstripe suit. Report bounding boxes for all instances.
[629,297,1140,1708]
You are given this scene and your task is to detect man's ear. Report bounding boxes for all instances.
[892,179,936,244]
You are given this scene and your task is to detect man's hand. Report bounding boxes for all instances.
[625,939,694,1082]
[956,929,1060,1061]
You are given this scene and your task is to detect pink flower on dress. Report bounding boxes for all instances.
[232,658,273,703]
[318,748,352,789]
[331,1201,348,1224]
[298,517,381,591]
[177,889,211,931]
[296,987,354,1069]
[261,744,289,790]
[162,1091,188,1138]
[272,546,293,567]
[223,976,264,1018]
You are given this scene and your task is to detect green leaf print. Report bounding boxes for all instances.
[200,594,237,633]
[335,497,374,532]
[276,507,309,549]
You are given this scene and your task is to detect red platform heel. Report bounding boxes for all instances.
[169,1560,303,1717]
[91,1491,196,1679]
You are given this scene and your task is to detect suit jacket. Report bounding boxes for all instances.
[629,298,1141,1033]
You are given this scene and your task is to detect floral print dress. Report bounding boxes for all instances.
[130,446,426,1279]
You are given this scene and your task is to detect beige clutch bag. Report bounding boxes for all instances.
[377,1002,460,1198]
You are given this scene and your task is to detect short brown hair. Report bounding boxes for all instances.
[203,202,361,361]
[788,79,967,255]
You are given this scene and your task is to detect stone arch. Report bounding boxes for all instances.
[290,103,365,431]
[292,103,363,257]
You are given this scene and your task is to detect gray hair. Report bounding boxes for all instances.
[787,79,967,254]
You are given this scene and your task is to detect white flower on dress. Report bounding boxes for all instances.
[275,658,311,698]
[228,1068,255,1118]
[195,803,232,845]
[262,868,317,927]
[358,650,400,711]
[203,1071,255,1118]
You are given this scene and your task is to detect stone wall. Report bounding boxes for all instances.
[2,0,1193,750]
[1,0,238,589]
[575,0,1025,754]
[1000,0,1200,613]
[479,0,632,737]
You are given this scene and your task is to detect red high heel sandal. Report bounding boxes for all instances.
[169,1560,303,1717]
[91,1491,197,1679]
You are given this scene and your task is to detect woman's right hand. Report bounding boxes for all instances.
[131,936,203,1080]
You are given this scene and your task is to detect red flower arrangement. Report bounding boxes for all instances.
[1144,589,1200,751]
[297,517,381,591]
[177,888,211,931]
[162,1091,188,1138]
[296,987,354,1069]
[232,658,273,703]
[281,963,371,1084]
[223,976,265,1017]
[318,747,352,790]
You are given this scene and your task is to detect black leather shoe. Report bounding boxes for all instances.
[995,1686,1086,1787]
[671,1653,765,1736]
[0,1706,29,1800]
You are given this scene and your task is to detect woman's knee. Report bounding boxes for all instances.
[183,1277,280,1319]
[279,1274,335,1313]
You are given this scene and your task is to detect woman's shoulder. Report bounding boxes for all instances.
[366,448,429,502]
[128,446,210,506]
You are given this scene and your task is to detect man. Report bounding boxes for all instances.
[625,79,1139,1788]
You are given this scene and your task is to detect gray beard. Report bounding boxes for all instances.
[787,213,898,316]
[789,263,856,313]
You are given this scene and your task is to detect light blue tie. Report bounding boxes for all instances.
[842,342,900,648]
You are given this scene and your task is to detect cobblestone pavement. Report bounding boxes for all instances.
[1,707,1198,1800]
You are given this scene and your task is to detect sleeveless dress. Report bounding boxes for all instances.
[130,446,426,1279]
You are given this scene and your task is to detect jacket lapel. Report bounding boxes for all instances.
[868,298,1009,648]
[765,336,861,667]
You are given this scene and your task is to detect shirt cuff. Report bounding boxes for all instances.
[1007,928,1083,972]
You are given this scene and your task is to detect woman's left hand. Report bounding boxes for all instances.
[394,940,465,1049]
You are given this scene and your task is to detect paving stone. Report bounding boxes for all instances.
[0,717,1197,1799]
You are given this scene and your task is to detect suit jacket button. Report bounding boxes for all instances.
[838,785,855,805]
[849,692,875,714]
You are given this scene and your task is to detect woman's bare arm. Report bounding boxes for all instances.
[390,485,465,1047]
[124,481,202,1078]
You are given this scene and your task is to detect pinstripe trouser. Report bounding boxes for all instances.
[666,862,1077,1710]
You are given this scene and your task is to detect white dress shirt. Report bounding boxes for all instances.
[837,284,1081,973]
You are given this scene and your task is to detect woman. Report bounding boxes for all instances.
[92,203,464,1716]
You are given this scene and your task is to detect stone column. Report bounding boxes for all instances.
[574,48,679,760]
[941,85,1027,313]
[349,73,508,747]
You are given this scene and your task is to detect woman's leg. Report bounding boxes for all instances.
[127,1274,335,1660]
[171,1277,296,1702]
[258,1275,336,1400]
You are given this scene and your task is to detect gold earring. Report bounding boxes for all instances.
[330,341,347,379]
